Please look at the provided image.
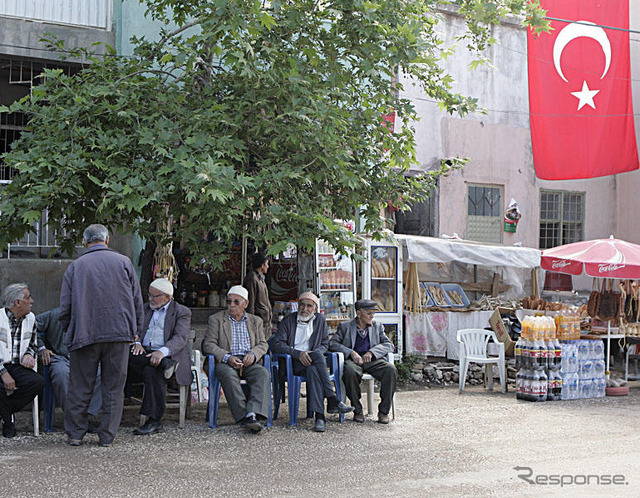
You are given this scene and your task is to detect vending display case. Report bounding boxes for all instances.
[362,238,403,356]
[315,239,356,334]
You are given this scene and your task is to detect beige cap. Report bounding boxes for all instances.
[228,285,249,301]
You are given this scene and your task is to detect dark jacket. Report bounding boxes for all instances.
[140,300,192,386]
[330,319,394,360]
[36,307,68,358]
[271,312,328,359]
[60,244,144,351]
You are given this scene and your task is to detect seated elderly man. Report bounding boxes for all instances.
[37,307,102,427]
[271,291,353,432]
[128,278,191,435]
[329,299,397,424]
[0,283,44,438]
[202,285,270,433]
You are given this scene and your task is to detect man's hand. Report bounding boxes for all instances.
[227,356,243,370]
[242,352,256,367]
[146,350,165,367]
[1,371,16,391]
[21,353,36,369]
[362,352,373,364]
[299,350,312,367]
[131,343,145,355]
[350,351,364,366]
[39,349,55,366]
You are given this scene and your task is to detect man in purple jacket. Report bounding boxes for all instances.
[60,224,144,447]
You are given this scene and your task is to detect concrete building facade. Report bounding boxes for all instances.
[397,5,640,290]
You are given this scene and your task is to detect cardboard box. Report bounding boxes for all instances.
[489,308,516,357]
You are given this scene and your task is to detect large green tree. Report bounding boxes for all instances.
[0,0,547,264]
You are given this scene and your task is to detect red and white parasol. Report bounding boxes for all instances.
[541,237,640,280]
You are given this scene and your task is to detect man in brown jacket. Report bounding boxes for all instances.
[202,285,269,433]
[243,251,272,338]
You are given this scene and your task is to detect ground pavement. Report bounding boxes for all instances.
[2,383,640,497]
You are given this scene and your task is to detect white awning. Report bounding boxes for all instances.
[395,234,541,269]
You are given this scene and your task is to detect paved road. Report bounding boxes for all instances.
[2,384,640,497]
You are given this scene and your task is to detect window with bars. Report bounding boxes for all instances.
[466,184,502,243]
[0,112,27,183]
[539,190,585,249]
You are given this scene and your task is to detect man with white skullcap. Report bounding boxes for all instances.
[272,291,353,432]
[202,285,270,433]
[127,278,192,435]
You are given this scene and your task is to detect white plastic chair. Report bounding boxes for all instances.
[337,352,396,419]
[457,328,506,394]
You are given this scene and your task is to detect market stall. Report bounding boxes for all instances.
[541,236,640,378]
[396,234,541,359]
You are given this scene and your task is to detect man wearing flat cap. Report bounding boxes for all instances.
[127,278,191,435]
[330,299,397,424]
[202,285,270,433]
[272,291,353,432]
[243,250,272,338]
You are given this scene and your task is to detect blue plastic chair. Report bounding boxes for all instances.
[273,352,344,426]
[207,354,273,429]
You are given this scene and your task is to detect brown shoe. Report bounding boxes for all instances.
[353,412,365,423]
[377,412,390,424]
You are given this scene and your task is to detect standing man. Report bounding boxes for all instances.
[202,285,270,433]
[271,291,353,433]
[128,278,191,435]
[330,299,397,424]
[243,251,272,338]
[0,284,44,438]
[60,224,144,447]
[37,307,102,427]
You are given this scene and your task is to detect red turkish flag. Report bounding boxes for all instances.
[528,0,638,180]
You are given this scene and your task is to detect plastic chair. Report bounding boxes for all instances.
[206,354,272,429]
[337,353,396,420]
[273,352,344,426]
[457,328,506,394]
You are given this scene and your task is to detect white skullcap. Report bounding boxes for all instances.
[228,285,249,301]
[150,278,174,296]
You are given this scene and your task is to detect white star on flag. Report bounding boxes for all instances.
[570,81,600,111]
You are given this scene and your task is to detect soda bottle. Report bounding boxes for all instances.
[536,368,548,402]
[514,335,524,370]
[516,369,525,400]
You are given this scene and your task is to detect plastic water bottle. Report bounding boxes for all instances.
[593,360,605,379]
[561,372,571,400]
[592,340,604,360]
[580,360,593,380]
[569,372,580,400]
[580,378,594,399]
[578,340,589,361]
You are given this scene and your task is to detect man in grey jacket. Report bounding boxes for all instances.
[330,299,397,424]
[60,224,144,447]
[271,291,353,432]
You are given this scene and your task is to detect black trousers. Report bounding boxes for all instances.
[0,363,44,423]
[127,348,168,421]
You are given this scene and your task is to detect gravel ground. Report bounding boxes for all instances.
[2,383,640,498]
